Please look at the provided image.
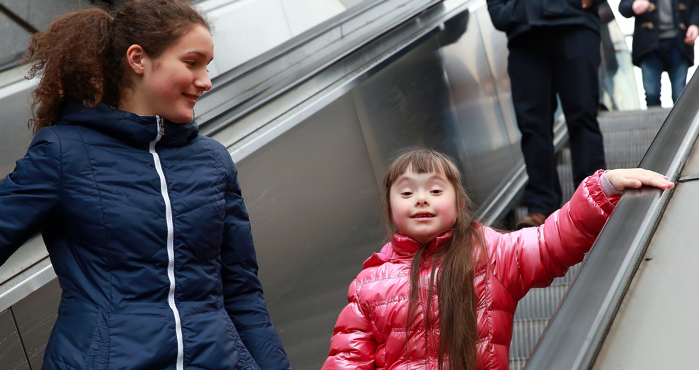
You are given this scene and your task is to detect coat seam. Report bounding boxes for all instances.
[356,272,408,287]
[74,126,113,311]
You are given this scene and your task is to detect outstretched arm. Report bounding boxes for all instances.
[489,169,672,300]
[220,154,291,370]
[322,280,377,370]
[0,128,61,265]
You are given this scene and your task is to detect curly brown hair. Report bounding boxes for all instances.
[25,0,211,133]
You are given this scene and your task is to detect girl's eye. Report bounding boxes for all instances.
[185,61,196,67]
[401,192,412,197]
[431,190,443,195]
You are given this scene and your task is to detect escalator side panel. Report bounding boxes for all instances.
[352,11,519,207]
[474,7,519,152]
[439,10,518,205]
[593,177,699,369]
[235,94,384,370]
[0,84,34,179]
[11,279,61,370]
[0,309,30,370]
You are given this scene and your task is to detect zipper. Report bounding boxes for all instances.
[149,116,184,370]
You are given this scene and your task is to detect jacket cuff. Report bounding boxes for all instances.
[600,170,623,198]
[587,170,620,212]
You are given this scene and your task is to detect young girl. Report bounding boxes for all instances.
[0,1,290,369]
[322,149,673,370]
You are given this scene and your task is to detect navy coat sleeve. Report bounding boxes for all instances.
[220,153,291,370]
[486,0,519,32]
[691,0,699,27]
[618,0,635,18]
[0,128,61,266]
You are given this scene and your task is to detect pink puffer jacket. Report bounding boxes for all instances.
[322,171,619,370]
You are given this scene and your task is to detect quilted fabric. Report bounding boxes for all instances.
[0,101,290,370]
[323,171,618,370]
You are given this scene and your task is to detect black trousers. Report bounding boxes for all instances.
[508,26,606,216]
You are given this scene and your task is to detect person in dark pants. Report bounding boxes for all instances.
[487,0,608,228]
[619,0,699,106]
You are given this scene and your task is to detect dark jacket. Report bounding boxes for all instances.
[487,0,608,41]
[619,0,699,65]
[0,101,291,370]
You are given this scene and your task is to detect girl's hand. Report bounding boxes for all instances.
[582,0,593,9]
[632,0,651,15]
[606,169,675,191]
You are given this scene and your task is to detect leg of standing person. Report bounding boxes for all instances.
[661,38,690,103]
[509,31,562,226]
[639,51,664,107]
[551,26,606,187]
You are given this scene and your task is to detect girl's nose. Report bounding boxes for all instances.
[416,192,429,205]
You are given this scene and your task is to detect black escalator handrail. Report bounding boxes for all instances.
[195,0,442,136]
[524,70,699,369]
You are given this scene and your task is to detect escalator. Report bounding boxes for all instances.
[0,0,673,369]
[523,66,699,369]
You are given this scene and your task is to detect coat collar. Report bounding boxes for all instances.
[59,100,199,147]
[392,231,454,258]
[363,231,454,268]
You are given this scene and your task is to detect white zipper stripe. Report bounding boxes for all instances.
[149,116,184,370]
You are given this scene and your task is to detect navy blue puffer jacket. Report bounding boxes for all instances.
[0,101,291,370]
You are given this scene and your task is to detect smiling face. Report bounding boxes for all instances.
[122,24,214,123]
[389,166,459,244]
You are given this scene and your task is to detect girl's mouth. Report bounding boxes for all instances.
[411,212,435,219]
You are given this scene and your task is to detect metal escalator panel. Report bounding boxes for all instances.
[593,152,699,368]
[524,69,699,370]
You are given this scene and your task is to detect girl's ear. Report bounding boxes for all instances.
[126,45,147,75]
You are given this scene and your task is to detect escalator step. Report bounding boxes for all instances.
[508,108,670,369]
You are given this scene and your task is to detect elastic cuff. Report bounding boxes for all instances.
[600,170,623,198]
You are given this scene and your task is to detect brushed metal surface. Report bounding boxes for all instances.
[593,179,699,369]
[11,279,61,370]
[0,79,34,178]
[0,309,30,370]
[237,93,384,369]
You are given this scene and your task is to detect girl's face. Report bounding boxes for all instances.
[389,167,458,244]
[134,24,214,123]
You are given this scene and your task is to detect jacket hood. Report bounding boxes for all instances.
[363,231,454,268]
[59,100,199,147]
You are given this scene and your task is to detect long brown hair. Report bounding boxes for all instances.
[25,0,211,133]
[383,148,483,370]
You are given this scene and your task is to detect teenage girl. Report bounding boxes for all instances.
[0,1,290,369]
[322,149,673,370]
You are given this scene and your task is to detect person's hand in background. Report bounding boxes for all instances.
[685,25,699,45]
[632,0,651,14]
